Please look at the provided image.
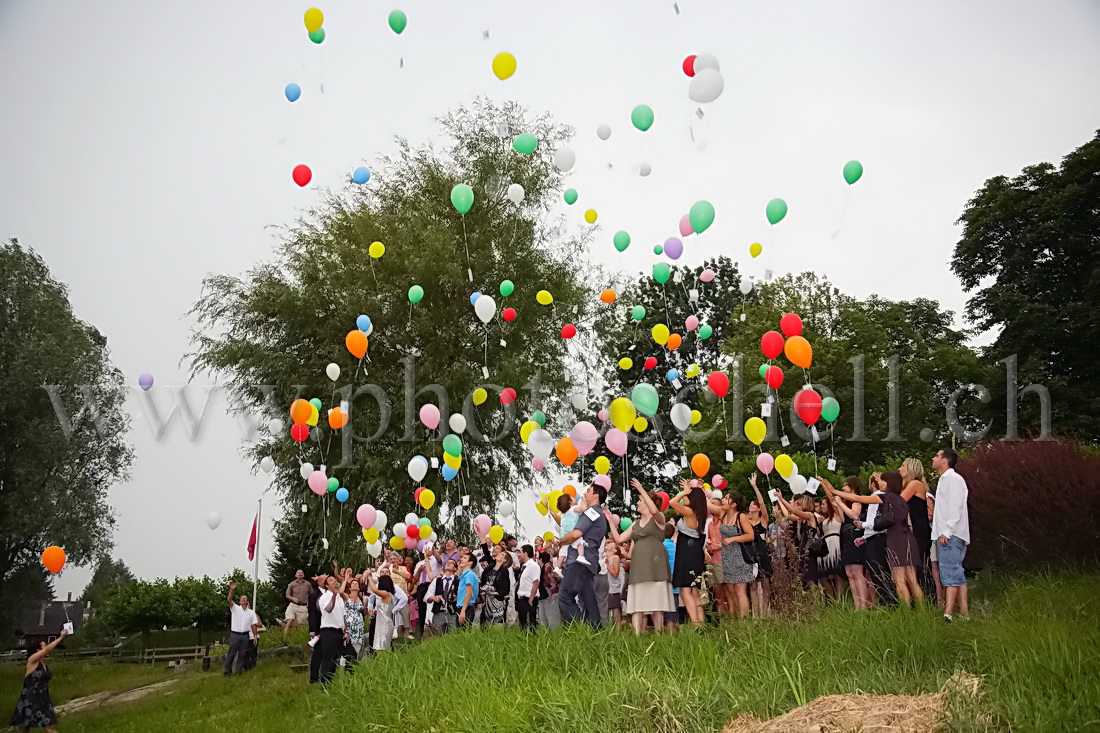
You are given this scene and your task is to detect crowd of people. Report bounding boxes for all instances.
[252,448,970,685]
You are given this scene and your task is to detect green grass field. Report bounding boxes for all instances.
[4,571,1098,732]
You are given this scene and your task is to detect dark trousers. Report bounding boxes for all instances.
[558,564,600,628]
[318,628,343,684]
[242,639,258,671]
[224,631,250,676]
[865,534,896,607]
[516,596,537,629]
[415,582,430,635]
[309,633,322,683]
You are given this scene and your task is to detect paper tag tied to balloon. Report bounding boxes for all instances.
[500,339,507,347]
[827,458,837,471]
[761,403,772,418]
[655,443,665,454]
[482,366,489,379]
[462,495,470,507]
[680,456,688,469]
[765,270,774,281]
[688,289,699,303]
[806,478,821,495]
[430,457,439,469]
[672,378,682,389]
[811,427,820,442]
[780,436,790,447]
[725,450,734,462]
[768,489,779,503]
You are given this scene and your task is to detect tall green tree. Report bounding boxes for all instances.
[952,130,1100,439]
[80,555,135,609]
[0,239,133,640]
[190,100,594,572]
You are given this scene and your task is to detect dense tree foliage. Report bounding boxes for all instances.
[80,556,135,609]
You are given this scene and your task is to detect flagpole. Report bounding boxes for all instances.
[253,497,262,614]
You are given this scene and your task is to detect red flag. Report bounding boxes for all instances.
[247,516,258,561]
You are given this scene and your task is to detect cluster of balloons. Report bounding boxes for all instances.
[682,53,725,103]
[345,313,373,359]
[535,484,578,517]
[355,504,388,555]
[303,7,325,43]
[391,511,435,551]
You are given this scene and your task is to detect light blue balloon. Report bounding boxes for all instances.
[335,487,349,503]
[442,465,458,482]
[285,83,301,102]
[356,314,372,332]
[666,369,679,382]
[352,167,370,185]
[470,292,482,306]
[414,455,428,467]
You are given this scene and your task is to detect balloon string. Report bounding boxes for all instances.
[461,216,473,282]
[370,259,379,286]
[831,188,851,240]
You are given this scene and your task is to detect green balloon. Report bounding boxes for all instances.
[653,244,664,255]
[631,383,659,417]
[512,133,538,154]
[758,364,769,379]
[631,104,654,132]
[843,160,863,185]
[652,263,671,284]
[563,188,578,205]
[450,184,474,215]
[499,280,514,297]
[766,198,788,225]
[309,398,323,411]
[418,517,431,527]
[309,28,326,44]
[442,434,462,456]
[408,285,424,304]
[388,9,407,34]
[620,517,633,531]
[613,231,631,252]
[821,397,841,423]
[531,410,546,427]
[631,305,646,321]
[327,477,339,492]
[698,324,713,340]
[689,200,715,234]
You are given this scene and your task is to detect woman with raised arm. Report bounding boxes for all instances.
[670,478,709,626]
[816,494,844,601]
[825,477,873,609]
[717,477,758,617]
[607,478,675,634]
[746,474,773,616]
[10,627,68,732]
[338,568,367,660]
[362,570,397,651]
[774,491,821,588]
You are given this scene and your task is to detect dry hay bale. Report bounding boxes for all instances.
[723,671,983,733]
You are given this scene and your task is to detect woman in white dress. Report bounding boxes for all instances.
[364,571,397,652]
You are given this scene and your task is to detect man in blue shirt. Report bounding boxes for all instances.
[557,483,608,628]
[456,552,480,627]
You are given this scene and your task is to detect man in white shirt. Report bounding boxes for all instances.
[932,448,970,621]
[426,560,460,634]
[317,575,348,684]
[224,581,257,676]
[515,545,540,630]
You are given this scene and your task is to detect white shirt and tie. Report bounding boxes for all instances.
[931,468,970,544]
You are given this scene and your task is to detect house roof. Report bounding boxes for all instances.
[18,601,85,635]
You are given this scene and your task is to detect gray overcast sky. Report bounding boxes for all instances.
[2,0,1098,601]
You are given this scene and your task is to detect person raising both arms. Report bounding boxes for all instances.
[606,478,675,634]
[717,479,758,618]
[670,478,709,627]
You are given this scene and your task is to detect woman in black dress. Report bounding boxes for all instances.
[479,545,511,625]
[670,479,709,627]
[900,458,934,597]
[747,473,773,616]
[10,626,67,732]
[826,477,873,610]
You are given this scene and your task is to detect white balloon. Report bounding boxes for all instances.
[366,541,382,557]
[789,475,808,494]
[688,68,725,103]
[639,162,652,177]
[394,522,407,538]
[506,183,525,205]
[528,428,554,462]
[206,512,221,530]
[596,123,611,140]
[268,418,285,434]
[570,390,587,411]
[449,413,467,434]
[783,462,801,483]
[670,403,692,431]
[554,146,576,172]
[740,280,754,295]
[364,323,374,337]
[429,531,437,542]
[326,363,341,382]
[299,462,314,480]
[407,457,428,482]
[499,500,514,518]
[404,512,419,526]
[259,456,275,474]
[373,510,388,532]
[474,294,497,325]
[694,52,720,72]
[711,490,723,500]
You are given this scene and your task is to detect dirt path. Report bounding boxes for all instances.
[54,678,179,716]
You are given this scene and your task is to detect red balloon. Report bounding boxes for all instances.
[292,164,312,187]
[794,389,823,425]
[414,487,424,504]
[643,356,657,370]
[682,54,697,77]
[502,307,517,322]
[406,524,419,539]
[656,491,670,512]
[707,371,729,398]
[290,423,309,442]
[764,365,784,390]
[761,330,784,359]
[500,387,517,405]
[780,312,803,338]
[561,324,577,339]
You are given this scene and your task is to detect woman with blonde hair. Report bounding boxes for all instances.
[900,457,934,597]
[775,493,821,588]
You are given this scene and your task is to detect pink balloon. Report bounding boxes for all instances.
[598,409,609,422]
[594,474,612,490]
[403,537,418,549]
[307,470,327,495]
[474,513,492,536]
[712,475,726,490]
[532,459,545,471]
[685,315,699,332]
[356,504,376,529]
[418,403,440,430]
[699,268,715,283]
[606,427,628,456]
[679,214,694,238]
[757,452,774,474]
[570,421,600,456]
[612,514,621,526]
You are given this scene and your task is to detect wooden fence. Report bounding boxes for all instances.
[1,645,211,665]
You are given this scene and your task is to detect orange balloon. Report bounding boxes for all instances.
[562,484,577,498]
[345,330,368,359]
[327,408,348,430]
[600,289,617,304]
[556,437,579,467]
[784,335,813,369]
[667,333,683,350]
[690,453,710,478]
[290,398,311,425]
[42,546,66,574]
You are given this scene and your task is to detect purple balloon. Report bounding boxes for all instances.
[138,373,154,391]
[416,539,430,552]
[664,237,683,260]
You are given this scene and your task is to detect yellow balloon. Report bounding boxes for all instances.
[775,454,794,478]
[594,455,611,474]
[520,420,540,444]
[543,531,555,544]
[443,452,462,469]
[549,490,563,510]
[304,8,324,33]
[690,409,702,425]
[536,290,553,305]
[744,417,767,446]
[584,209,598,224]
[389,535,404,550]
[489,525,504,544]
[703,483,712,492]
[472,388,487,405]
[419,489,436,510]
[363,527,379,544]
[369,241,385,259]
[618,357,633,370]
[686,363,700,378]
[492,52,517,81]
[609,397,637,432]
[633,416,649,433]
[306,404,319,427]
[651,324,670,346]
[750,242,763,258]
[536,499,548,516]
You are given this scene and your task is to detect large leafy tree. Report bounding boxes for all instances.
[0,239,133,640]
[80,555,135,609]
[190,100,594,573]
[952,130,1100,440]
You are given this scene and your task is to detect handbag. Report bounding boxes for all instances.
[873,496,895,532]
[736,514,761,564]
[807,524,828,558]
